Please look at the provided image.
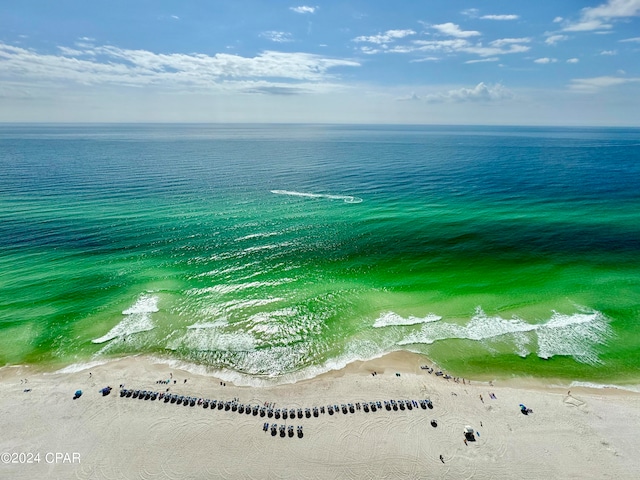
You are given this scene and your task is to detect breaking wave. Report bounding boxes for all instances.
[374,312,442,328]
[92,294,159,344]
[397,307,612,365]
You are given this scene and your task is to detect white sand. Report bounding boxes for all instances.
[1,352,639,479]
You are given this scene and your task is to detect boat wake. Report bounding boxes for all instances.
[270,190,362,203]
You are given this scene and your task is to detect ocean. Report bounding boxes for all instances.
[1,124,639,385]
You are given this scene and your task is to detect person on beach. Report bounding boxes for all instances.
[439,455,445,463]
[480,394,484,403]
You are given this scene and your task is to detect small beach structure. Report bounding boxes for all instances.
[464,425,475,441]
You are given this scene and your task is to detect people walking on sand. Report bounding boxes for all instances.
[439,455,445,463]
[480,394,484,403]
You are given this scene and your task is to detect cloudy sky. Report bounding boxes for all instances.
[1,0,639,125]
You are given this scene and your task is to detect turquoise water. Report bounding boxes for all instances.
[1,124,639,384]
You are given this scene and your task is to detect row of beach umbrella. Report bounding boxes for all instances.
[118,388,434,418]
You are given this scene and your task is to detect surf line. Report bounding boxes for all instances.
[270,190,363,204]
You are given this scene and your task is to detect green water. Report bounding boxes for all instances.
[1,124,639,385]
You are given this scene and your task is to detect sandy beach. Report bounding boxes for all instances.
[1,352,638,479]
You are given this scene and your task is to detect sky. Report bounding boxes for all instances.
[1,0,639,125]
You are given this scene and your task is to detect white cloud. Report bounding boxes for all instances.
[413,38,469,52]
[75,37,95,48]
[563,19,612,31]
[569,75,640,92]
[553,17,564,23]
[620,36,640,42]
[358,46,380,55]
[464,42,530,57]
[563,0,640,31]
[465,57,499,64]
[461,8,480,17]
[480,14,519,21]
[357,26,529,59]
[290,6,317,14]
[396,92,421,101]
[567,58,580,63]
[432,23,481,38]
[490,37,531,47]
[57,46,85,56]
[534,57,558,64]
[545,34,569,45]
[424,82,513,103]
[583,0,640,18]
[600,49,618,55]
[411,38,530,58]
[353,29,416,45]
[409,56,440,63]
[0,42,360,94]
[261,31,293,43]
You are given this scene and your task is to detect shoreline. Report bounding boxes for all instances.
[2,352,639,479]
[3,350,640,393]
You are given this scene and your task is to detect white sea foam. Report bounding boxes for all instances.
[536,310,611,365]
[91,294,159,344]
[187,319,229,330]
[373,311,442,328]
[397,307,612,365]
[222,297,284,311]
[512,331,532,358]
[245,307,321,344]
[157,338,393,387]
[243,241,295,253]
[192,263,258,278]
[271,189,363,204]
[235,232,281,242]
[167,327,257,353]
[51,359,109,374]
[568,381,640,393]
[122,295,159,315]
[188,279,293,296]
